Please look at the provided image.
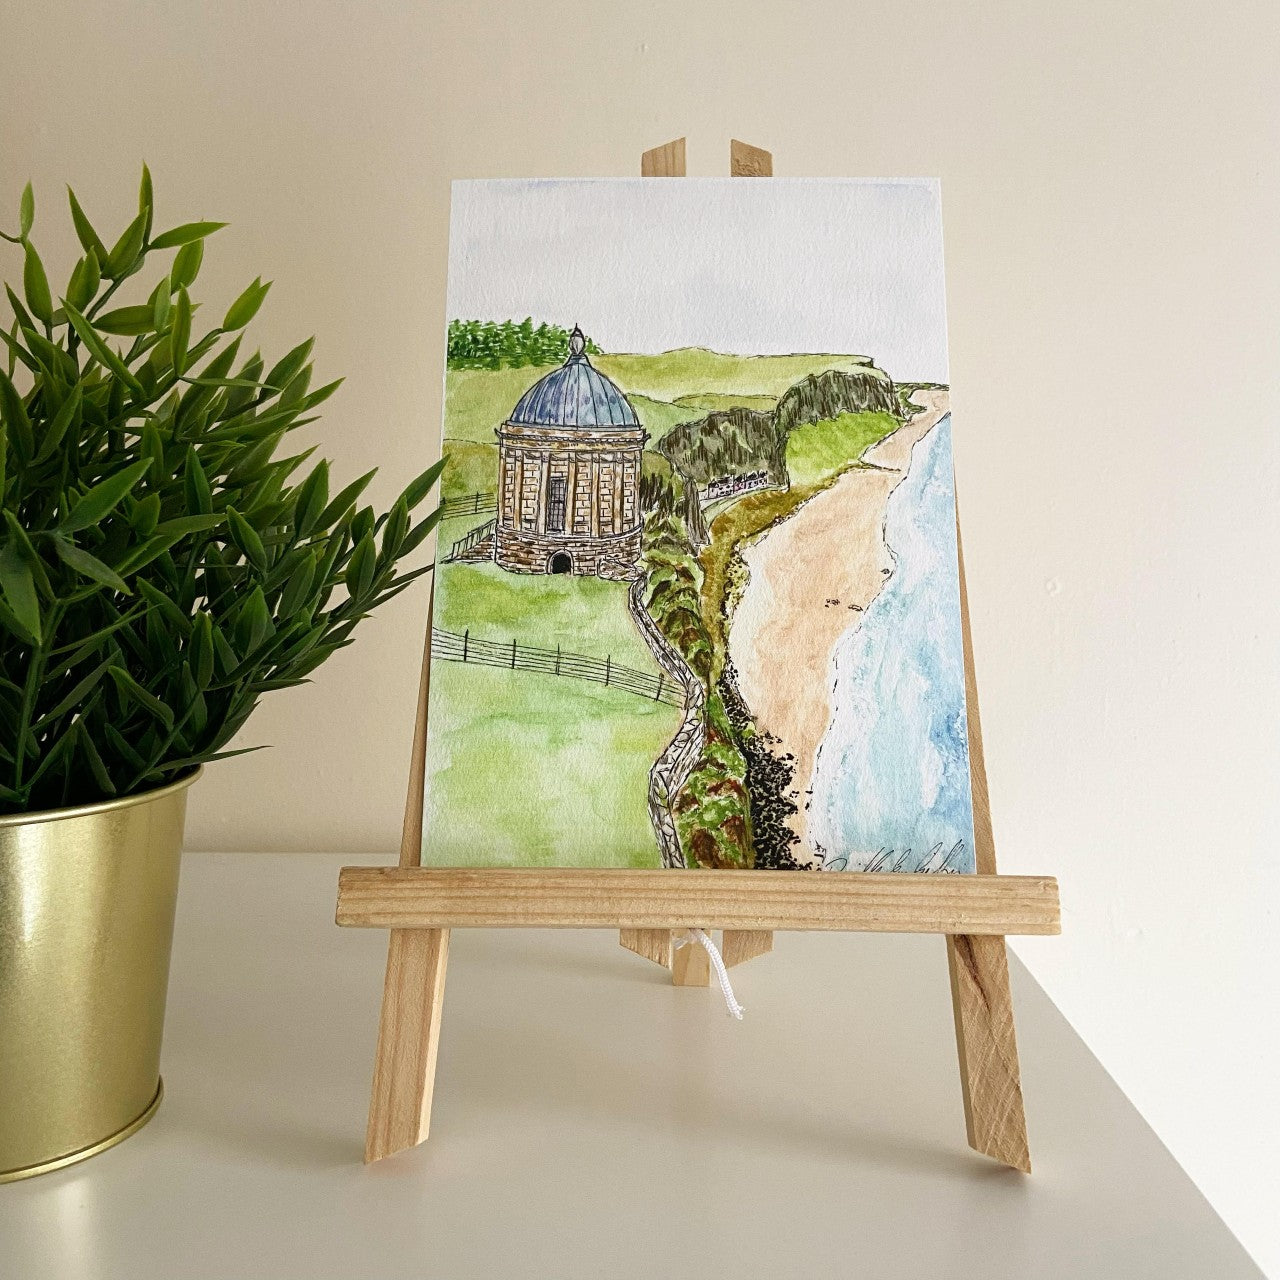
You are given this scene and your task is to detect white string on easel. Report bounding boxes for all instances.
[674,929,745,1020]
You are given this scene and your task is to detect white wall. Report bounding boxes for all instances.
[3,1,1276,1271]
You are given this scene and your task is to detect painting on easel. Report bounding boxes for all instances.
[422,178,975,873]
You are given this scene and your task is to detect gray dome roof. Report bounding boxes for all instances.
[509,326,639,429]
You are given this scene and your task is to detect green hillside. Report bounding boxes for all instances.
[440,349,875,454]
[441,440,498,498]
[594,349,874,401]
[673,392,778,414]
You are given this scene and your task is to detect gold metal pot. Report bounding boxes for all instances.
[0,769,199,1181]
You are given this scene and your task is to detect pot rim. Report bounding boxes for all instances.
[0,766,202,829]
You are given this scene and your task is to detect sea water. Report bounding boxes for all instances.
[807,416,976,873]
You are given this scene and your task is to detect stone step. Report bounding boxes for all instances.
[453,537,494,563]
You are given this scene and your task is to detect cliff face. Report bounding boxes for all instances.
[658,366,899,488]
[775,366,900,429]
[659,406,781,486]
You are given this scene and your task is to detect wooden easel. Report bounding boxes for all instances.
[336,139,1059,1173]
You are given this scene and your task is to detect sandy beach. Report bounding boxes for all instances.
[727,388,952,857]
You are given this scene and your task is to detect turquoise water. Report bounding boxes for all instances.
[807,416,976,873]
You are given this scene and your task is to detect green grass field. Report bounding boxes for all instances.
[672,391,778,414]
[593,349,872,401]
[421,662,677,868]
[441,440,499,498]
[786,411,902,487]
[434,560,659,672]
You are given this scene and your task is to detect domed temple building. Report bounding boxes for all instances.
[490,327,647,578]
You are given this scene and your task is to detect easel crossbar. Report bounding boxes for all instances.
[336,868,1060,935]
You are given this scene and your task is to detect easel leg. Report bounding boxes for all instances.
[619,928,673,967]
[365,927,450,1163]
[721,929,773,968]
[946,933,1031,1173]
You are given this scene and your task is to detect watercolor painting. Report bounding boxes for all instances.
[420,178,975,872]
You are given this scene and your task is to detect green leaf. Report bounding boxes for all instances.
[52,535,131,593]
[227,506,267,571]
[0,539,40,642]
[264,337,312,391]
[105,211,147,279]
[150,220,227,250]
[345,531,377,600]
[150,274,171,330]
[131,492,161,536]
[171,287,191,376]
[401,457,447,510]
[222,278,270,330]
[316,468,376,530]
[112,533,179,577]
[75,720,117,795]
[94,304,155,335]
[67,187,108,260]
[33,655,117,728]
[6,283,35,334]
[380,496,409,565]
[396,505,443,559]
[295,377,343,413]
[138,163,154,241]
[151,513,225,539]
[107,665,174,729]
[171,238,203,290]
[278,552,316,616]
[19,181,34,238]
[233,584,273,653]
[33,384,82,464]
[183,448,212,514]
[151,745,264,774]
[141,422,165,480]
[60,458,152,533]
[103,723,147,772]
[294,461,328,536]
[189,613,215,688]
[137,579,191,633]
[61,298,143,393]
[0,368,34,463]
[22,326,76,384]
[23,242,53,325]
[66,249,101,311]
[350,507,374,544]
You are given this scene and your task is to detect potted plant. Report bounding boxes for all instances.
[0,170,441,1180]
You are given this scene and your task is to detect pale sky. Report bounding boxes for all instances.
[446,178,950,384]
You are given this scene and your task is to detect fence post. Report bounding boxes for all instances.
[474,492,480,514]
[462,629,469,662]
[511,638,517,669]
[555,644,561,676]
[605,655,611,687]
[655,673,663,702]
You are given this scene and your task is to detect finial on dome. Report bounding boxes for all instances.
[568,324,586,358]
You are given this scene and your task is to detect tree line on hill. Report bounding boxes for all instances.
[446,319,602,370]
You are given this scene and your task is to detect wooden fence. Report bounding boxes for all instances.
[430,628,685,707]
[440,490,497,520]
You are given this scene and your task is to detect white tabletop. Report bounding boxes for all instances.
[2,853,1258,1279]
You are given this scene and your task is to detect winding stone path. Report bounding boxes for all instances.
[627,578,706,869]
